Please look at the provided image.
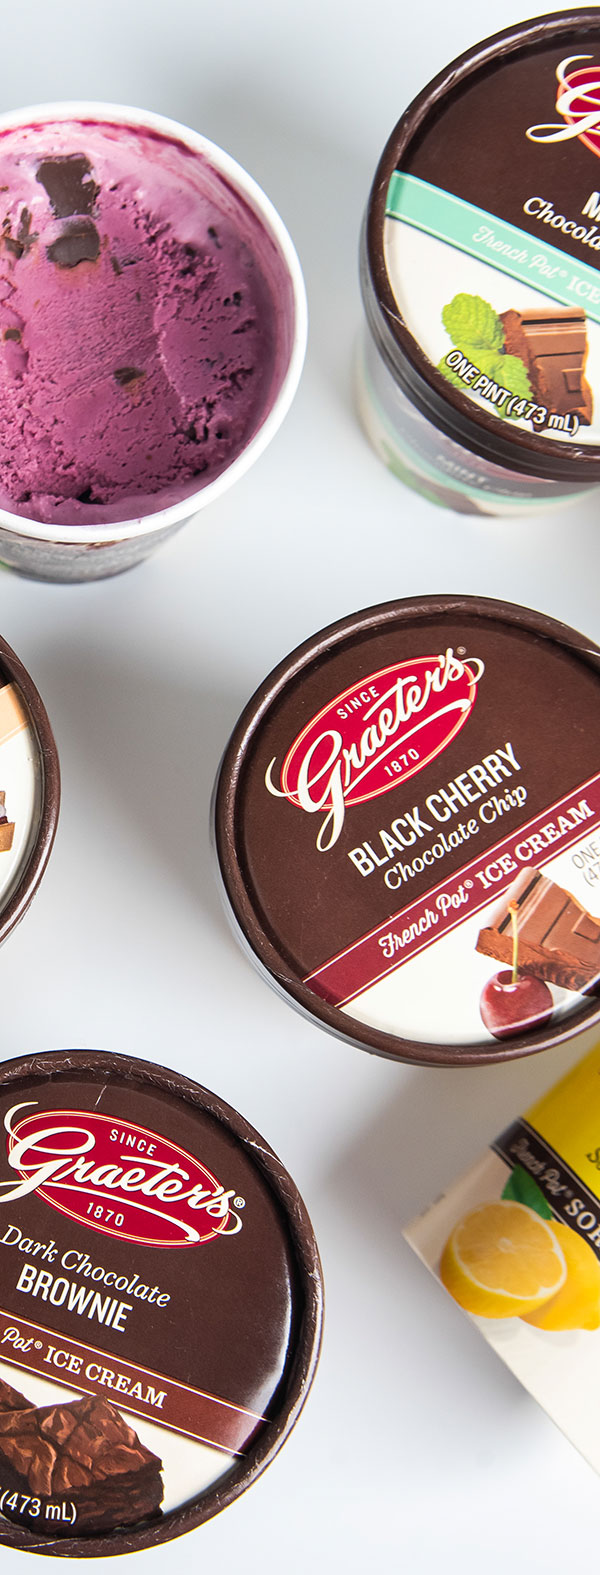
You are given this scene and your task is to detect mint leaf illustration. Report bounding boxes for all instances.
[437,343,533,420]
[438,294,534,421]
[468,347,502,377]
[438,345,518,390]
[486,353,533,420]
[502,1164,553,1219]
[437,356,464,390]
[495,353,533,400]
[442,294,504,355]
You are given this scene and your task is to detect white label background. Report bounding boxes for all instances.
[384,222,600,446]
[342,831,600,1045]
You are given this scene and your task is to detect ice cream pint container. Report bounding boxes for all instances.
[404,1040,600,1474]
[213,594,600,1066]
[0,633,59,944]
[0,103,306,582]
[0,1048,323,1556]
[358,10,600,515]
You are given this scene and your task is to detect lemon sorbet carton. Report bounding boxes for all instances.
[405,1043,600,1466]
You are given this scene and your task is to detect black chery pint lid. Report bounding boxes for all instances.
[0,1049,323,1557]
[362,10,600,483]
[214,595,600,1066]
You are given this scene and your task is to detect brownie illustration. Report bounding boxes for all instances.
[0,792,14,853]
[500,307,593,425]
[0,1380,164,1535]
[477,868,600,994]
[0,1374,35,1422]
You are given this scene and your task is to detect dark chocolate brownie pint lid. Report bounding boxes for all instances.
[0,1049,323,1557]
[362,10,600,485]
[214,595,600,1067]
[0,634,59,944]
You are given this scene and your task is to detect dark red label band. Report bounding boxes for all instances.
[0,1308,264,1455]
[305,771,600,1006]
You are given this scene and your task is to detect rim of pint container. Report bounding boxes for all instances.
[364,10,600,484]
[0,101,307,544]
[214,594,600,1068]
[0,1047,323,1557]
[0,633,60,947]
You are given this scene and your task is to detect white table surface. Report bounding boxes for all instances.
[2,1,600,1570]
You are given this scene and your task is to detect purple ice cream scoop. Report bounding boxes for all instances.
[0,119,290,526]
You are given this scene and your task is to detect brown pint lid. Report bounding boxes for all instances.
[0,1048,322,1556]
[362,10,600,481]
[214,595,600,1066]
[0,633,59,943]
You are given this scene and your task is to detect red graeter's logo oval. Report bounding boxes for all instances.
[0,1104,244,1248]
[265,647,484,850]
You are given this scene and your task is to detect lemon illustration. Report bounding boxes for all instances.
[521,1222,600,1330]
[440,1201,567,1319]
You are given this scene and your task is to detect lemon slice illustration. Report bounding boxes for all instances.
[522,1222,600,1330]
[440,1201,567,1319]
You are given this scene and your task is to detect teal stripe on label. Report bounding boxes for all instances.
[386,173,600,325]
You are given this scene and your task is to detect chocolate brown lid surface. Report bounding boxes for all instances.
[363,11,600,482]
[0,633,59,943]
[214,595,600,1066]
[0,1049,323,1557]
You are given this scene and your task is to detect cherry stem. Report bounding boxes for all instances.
[509,902,519,984]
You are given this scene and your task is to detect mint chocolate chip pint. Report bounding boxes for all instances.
[358,10,600,514]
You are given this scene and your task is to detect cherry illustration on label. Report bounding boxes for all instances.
[479,902,554,1040]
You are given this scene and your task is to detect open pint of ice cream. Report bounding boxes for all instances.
[0,103,306,581]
